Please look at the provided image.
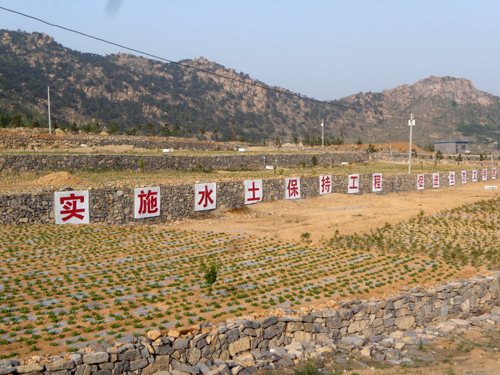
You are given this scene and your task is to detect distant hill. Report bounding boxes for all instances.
[1,29,500,149]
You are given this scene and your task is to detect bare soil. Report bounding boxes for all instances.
[173,179,498,244]
[29,171,83,186]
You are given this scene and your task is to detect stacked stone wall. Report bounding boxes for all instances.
[0,153,366,172]
[0,168,496,226]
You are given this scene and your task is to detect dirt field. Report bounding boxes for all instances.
[172,178,499,244]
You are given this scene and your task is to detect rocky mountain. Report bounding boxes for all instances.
[1,29,500,148]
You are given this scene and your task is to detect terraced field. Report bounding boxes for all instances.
[1,196,499,359]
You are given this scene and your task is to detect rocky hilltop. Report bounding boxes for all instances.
[1,30,500,147]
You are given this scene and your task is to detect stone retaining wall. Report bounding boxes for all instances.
[2,274,499,375]
[0,168,495,226]
[0,153,366,172]
[0,135,245,152]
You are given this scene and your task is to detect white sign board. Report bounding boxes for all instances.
[493,168,497,180]
[348,174,360,194]
[162,149,173,153]
[485,186,498,189]
[417,175,425,190]
[472,170,478,182]
[319,175,332,195]
[482,168,488,181]
[432,173,440,189]
[195,183,216,211]
[238,148,247,152]
[134,187,160,219]
[265,166,274,170]
[461,171,467,184]
[449,171,455,186]
[285,178,301,199]
[372,173,382,192]
[55,191,90,225]
[244,180,263,205]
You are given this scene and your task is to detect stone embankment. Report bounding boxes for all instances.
[1,274,499,375]
[0,168,495,226]
[0,153,366,172]
[0,134,245,152]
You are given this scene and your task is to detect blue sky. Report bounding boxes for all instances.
[1,1,499,101]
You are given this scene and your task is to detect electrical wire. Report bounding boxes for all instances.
[0,5,454,129]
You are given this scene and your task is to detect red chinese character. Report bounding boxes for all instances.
[247,181,261,202]
[198,185,214,208]
[450,173,455,184]
[433,174,439,186]
[349,175,358,189]
[373,175,382,190]
[320,176,331,193]
[493,169,497,179]
[462,172,467,183]
[418,176,424,189]
[138,190,158,215]
[60,193,85,222]
[287,179,299,197]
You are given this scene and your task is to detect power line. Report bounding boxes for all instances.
[0,5,455,130]
[0,6,364,113]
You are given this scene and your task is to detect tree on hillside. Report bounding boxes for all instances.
[163,123,170,136]
[146,122,154,135]
[108,122,119,135]
[275,135,282,148]
[356,137,363,145]
[186,126,192,136]
[92,120,101,134]
[173,123,180,136]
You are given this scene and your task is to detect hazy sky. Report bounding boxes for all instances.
[1,1,499,101]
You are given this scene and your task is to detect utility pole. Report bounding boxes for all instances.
[408,113,415,174]
[230,117,236,142]
[47,86,52,135]
[321,118,324,149]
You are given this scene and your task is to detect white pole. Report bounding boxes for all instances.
[408,113,415,174]
[321,118,324,149]
[47,86,52,135]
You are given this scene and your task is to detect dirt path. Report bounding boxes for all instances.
[171,179,499,245]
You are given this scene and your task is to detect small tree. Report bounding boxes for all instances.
[92,120,101,134]
[187,126,192,136]
[137,158,145,171]
[275,135,282,149]
[70,122,79,134]
[356,137,363,145]
[312,155,318,166]
[199,255,221,295]
[163,123,170,136]
[108,122,119,135]
[146,123,154,135]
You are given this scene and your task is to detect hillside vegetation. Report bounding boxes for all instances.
[1,29,500,147]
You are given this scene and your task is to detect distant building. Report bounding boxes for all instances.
[433,141,470,154]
